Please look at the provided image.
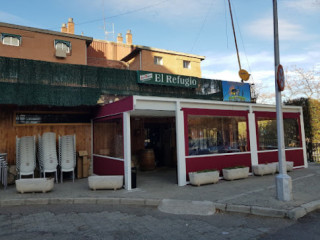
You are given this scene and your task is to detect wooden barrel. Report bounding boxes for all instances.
[140,149,156,171]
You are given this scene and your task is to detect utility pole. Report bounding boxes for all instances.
[273,0,292,201]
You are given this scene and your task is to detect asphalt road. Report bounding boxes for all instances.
[260,210,320,240]
[0,204,318,240]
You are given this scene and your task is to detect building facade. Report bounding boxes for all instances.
[122,46,204,78]
[87,30,204,78]
[0,20,92,65]
[0,20,307,189]
[0,20,93,166]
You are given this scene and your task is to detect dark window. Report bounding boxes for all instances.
[15,112,91,124]
[183,60,191,69]
[154,56,163,65]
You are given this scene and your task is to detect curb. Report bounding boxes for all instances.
[1,197,320,219]
[216,200,320,219]
[287,199,320,219]
[215,203,286,218]
[0,197,161,208]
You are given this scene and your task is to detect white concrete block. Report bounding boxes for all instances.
[189,171,219,186]
[88,175,123,190]
[15,178,54,194]
[222,167,249,181]
[252,164,276,176]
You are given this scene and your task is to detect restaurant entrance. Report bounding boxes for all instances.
[131,117,177,182]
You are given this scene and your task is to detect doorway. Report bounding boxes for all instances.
[131,117,177,184]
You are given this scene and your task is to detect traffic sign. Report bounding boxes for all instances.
[277,64,285,91]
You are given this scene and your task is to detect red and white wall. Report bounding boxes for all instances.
[92,95,307,190]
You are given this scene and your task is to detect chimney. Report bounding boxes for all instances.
[67,18,74,34]
[126,30,132,45]
[117,33,123,43]
[61,23,67,33]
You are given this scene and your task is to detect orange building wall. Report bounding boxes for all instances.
[0,26,88,65]
[128,50,202,78]
[87,40,133,68]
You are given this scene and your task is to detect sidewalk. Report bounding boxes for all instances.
[1,163,320,219]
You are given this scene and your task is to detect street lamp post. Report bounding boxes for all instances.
[273,0,292,201]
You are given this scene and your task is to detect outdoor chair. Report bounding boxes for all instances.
[59,135,76,183]
[16,136,36,179]
[38,132,58,182]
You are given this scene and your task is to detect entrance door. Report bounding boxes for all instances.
[130,117,177,184]
[144,121,176,167]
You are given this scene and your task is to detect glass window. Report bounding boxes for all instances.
[93,117,123,159]
[2,33,21,46]
[183,60,191,69]
[154,56,163,65]
[188,115,248,156]
[257,117,300,150]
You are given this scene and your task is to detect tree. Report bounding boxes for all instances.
[253,82,275,104]
[255,65,320,104]
[283,66,320,101]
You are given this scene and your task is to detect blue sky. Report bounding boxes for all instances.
[1,0,319,101]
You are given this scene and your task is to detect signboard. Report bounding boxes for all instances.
[277,64,285,91]
[238,69,250,81]
[137,71,198,88]
[222,81,251,102]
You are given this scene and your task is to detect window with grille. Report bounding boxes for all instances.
[54,40,71,53]
[1,33,21,46]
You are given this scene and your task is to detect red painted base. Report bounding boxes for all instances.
[186,153,252,178]
[93,156,124,176]
[258,149,304,167]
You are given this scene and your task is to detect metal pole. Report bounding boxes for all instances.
[228,0,242,71]
[273,0,292,201]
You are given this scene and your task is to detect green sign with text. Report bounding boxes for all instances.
[137,71,198,88]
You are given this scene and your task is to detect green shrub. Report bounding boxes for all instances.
[196,169,218,173]
[223,165,247,170]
